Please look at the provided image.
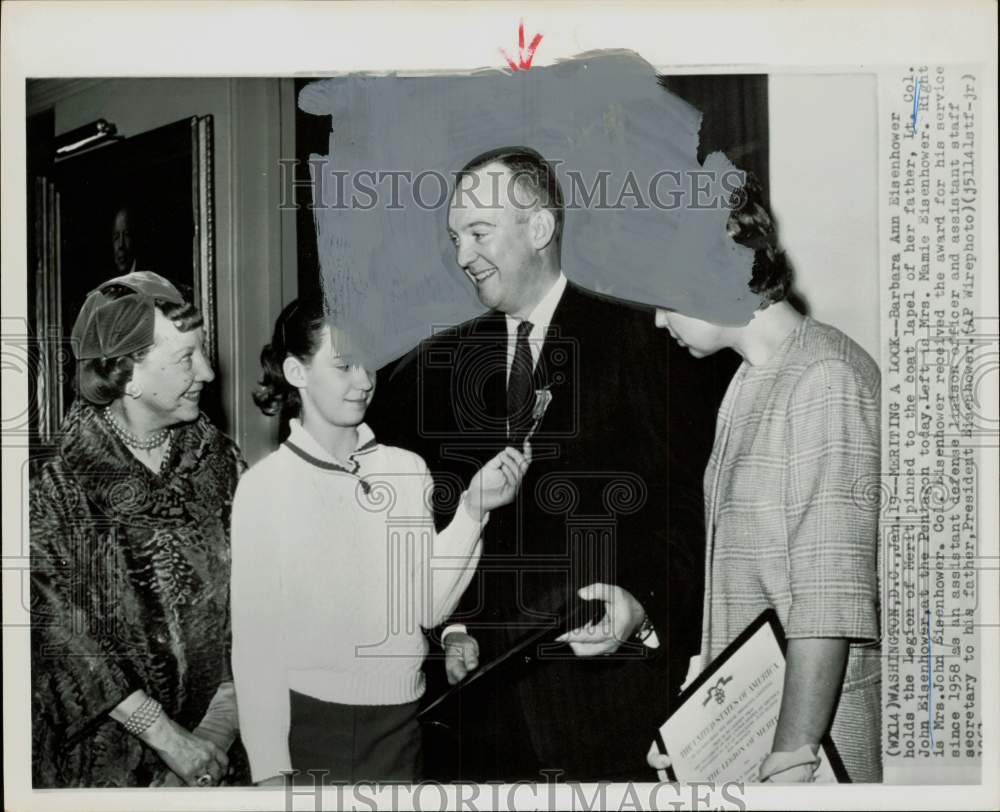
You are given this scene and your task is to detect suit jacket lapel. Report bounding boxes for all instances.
[530,281,581,436]
[470,311,509,443]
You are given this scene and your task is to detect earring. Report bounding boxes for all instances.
[125,382,142,399]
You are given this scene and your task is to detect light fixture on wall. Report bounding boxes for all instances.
[53,119,123,161]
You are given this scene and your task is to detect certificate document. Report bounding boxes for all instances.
[656,610,848,783]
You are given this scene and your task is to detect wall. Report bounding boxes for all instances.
[28,78,298,463]
[768,73,881,364]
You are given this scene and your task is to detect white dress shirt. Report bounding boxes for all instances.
[503,271,568,380]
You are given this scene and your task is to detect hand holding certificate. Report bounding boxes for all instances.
[653,611,848,783]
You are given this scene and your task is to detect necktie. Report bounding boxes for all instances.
[507,320,535,446]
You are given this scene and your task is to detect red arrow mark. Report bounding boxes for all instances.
[499,19,543,71]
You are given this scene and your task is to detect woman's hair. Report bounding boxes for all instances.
[78,282,202,405]
[253,297,328,418]
[727,174,793,308]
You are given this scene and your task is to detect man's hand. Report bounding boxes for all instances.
[444,631,479,685]
[555,583,646,656]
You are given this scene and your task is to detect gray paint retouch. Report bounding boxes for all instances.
[299,51,760,368]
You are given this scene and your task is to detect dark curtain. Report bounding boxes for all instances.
[658,74,770,206]
[294,77,330,301]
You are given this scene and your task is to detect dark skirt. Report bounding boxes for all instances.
[288,690,422,785]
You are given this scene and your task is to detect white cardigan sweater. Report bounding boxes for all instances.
[230,420,486,781]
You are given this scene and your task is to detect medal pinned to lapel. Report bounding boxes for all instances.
[525,386,553,442]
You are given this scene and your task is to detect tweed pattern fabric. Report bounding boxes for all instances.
[701,317,882,782]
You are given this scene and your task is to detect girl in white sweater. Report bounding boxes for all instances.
[231,299,528,785]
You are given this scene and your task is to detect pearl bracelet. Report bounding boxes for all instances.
[122,696,163,737]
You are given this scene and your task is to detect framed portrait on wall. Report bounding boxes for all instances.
[30,114,216,446]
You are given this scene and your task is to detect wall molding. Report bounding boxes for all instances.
[26,79,108,117]
[226,78,286,463]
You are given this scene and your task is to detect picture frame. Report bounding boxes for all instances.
[29,114,216,445]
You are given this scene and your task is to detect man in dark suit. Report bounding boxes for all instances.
[369,147,719,781]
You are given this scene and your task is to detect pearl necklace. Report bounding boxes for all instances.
[102,407,172,451]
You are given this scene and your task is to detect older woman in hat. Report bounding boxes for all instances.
[30,271,247,787]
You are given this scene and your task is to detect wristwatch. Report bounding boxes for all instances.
[633,613,655,644]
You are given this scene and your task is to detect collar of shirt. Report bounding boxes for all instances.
[287,418,378,469]
[504,272,568,378]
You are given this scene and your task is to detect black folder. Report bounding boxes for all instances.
[419,596,606,720]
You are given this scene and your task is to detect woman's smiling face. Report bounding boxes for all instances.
[129,309,214,427]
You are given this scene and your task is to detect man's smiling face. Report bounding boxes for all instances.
[447,163,540,317]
